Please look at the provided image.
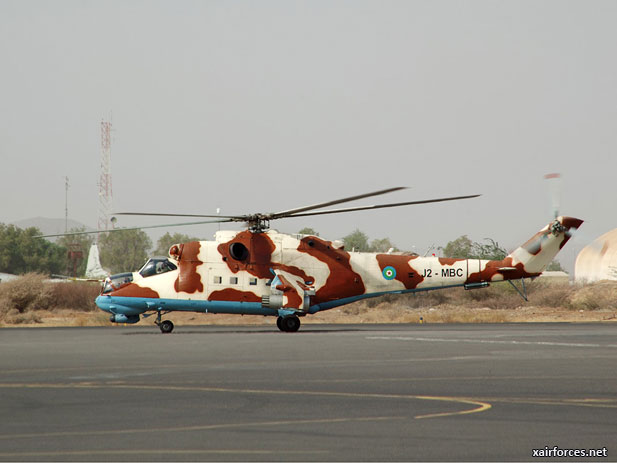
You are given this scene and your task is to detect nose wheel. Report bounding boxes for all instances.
[155,310,174,333]
[158,320,174,333]
[277,315,301,332]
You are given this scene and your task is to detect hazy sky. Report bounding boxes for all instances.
[1,1,616,269]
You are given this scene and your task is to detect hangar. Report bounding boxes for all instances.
[575,229,617,283]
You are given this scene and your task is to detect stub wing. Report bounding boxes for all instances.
[265,269,315,312]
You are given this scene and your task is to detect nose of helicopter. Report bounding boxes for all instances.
[95,295,112,312]
[95,295,144,318]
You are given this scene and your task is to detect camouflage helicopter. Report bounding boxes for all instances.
[46,187,582,333]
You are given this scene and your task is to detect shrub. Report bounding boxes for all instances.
[460,283,525,310]
[0,273,53,315]
[0,274,101,322]
[403,290,451,308]
[528,282,574,308]
[49,281,100,311]
[3,310,43,325]
[566,282,617,311]
[342,301,367,314]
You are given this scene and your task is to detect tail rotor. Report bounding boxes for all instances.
[543,172,603,259]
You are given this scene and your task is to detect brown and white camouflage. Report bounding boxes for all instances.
[96,216,582,331]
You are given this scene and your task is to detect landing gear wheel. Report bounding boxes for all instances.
[159,320,174,334]
[279,315,301,333]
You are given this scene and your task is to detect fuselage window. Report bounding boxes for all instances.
[214,276,222,284]
[249,278,257,286]
[230,277,238,285]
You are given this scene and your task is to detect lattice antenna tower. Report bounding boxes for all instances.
[98,120,113,232]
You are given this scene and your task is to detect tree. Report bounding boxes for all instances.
[546,260,564,271]
[0,224,66,275]
[441,235,474,258]
[472,238,507,260]
[441,235,507,260]
[56,227,94,276]
[99,229,152,274]
[154,232,198,256]
[369,237,399,253]
[297,227,319,236]
[343,229,370,252]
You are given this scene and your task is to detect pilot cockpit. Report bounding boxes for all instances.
[139,257,178,278]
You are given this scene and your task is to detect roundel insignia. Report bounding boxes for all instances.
[383,266,397,280]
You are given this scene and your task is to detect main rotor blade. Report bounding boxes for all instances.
[114,212,245,220]
[270,186,408,219]
[36,218,235,238]
[114,187,410,222]
[281,194,481,219]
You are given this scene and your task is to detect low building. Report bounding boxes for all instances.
[0,272,19,283]
[538,271,570,283]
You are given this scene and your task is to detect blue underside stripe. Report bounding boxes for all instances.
[306,284,465,313]
[96,296,277,316]
[96,284,466,317]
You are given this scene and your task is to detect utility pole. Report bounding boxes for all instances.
[63,176,84,277]
[64,176,69,233]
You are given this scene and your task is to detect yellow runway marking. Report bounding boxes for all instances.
[0,381,490,424]
[474,396,617,409]
[292,374,616,384]
[0,416,402,441]
[412,396,492,419]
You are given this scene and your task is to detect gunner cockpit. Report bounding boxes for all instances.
[138,258,178,278]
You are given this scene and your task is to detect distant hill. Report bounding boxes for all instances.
[10,217,95,239]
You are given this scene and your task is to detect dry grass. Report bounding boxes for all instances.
[356,283,528,312]
[312,280,617,324]
[566,281,617,311]
[1,275,616,327]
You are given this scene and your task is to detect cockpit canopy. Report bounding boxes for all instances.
[102,272,133,294]
[138,257,178,278]
[100,258,178,295]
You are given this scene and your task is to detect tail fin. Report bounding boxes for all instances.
[508,216,583,274]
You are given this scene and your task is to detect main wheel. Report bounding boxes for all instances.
[276,316,283,331]
[281,315,301,333]
[160,320,174,333]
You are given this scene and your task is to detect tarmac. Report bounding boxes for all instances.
[0,323,616,461]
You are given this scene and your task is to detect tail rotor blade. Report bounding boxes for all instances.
[544,173,562,219]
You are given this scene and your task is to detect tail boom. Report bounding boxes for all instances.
[365,216,583,295]
[467,216,583,284]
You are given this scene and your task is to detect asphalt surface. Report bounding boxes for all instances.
[0,323,616,461]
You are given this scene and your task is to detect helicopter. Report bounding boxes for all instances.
[44,187,582,333]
